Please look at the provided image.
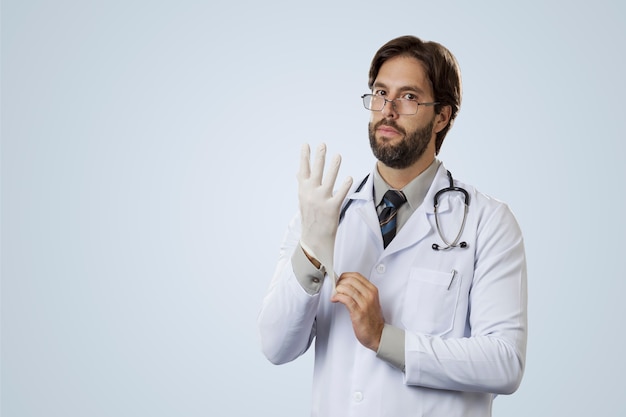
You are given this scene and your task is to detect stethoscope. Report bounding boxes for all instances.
[338,170,470,251]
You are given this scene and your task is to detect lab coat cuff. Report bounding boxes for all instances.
[376,324,406,371]
[291,244,326,295]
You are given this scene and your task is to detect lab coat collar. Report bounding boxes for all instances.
[348,162,454,213]
[342,163,457,254]
[384,163,456,254]
[346,160,449,206]
[345,173,374,204]
[340,174,378,242]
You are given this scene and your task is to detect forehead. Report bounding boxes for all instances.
[373,55,433,97]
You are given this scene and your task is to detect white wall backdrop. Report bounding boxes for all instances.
[2,1,625,416]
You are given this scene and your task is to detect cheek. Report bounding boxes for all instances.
[407,116,430,132]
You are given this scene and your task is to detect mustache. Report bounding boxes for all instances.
[373,119,406,135]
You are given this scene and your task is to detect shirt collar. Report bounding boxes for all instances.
[373,159,441,211]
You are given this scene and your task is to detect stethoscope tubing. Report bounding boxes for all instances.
[431,170,470,251]
[337,170,470,251]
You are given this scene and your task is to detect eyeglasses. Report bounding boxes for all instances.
[361,94,439,115]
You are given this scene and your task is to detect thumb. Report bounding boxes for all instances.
[332,176,354,204]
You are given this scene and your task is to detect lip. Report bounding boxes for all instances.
[377,125,401,136]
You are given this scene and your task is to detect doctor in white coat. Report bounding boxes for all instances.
[258,35,527,417]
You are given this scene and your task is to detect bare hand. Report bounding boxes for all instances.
[330,272,385,352]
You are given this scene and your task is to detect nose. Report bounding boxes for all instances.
[381,98,399,119]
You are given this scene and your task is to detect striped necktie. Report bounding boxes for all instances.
[379,190,407,248]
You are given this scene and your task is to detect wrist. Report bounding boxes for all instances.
[301,246,322,269]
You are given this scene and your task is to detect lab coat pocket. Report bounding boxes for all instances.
[401,268,460,336]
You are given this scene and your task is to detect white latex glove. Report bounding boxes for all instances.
[297,143,353,290]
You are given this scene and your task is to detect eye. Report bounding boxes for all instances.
[402,93,417,101]
[373,90,387,97]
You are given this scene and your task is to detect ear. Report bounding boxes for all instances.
[433,105,452,134]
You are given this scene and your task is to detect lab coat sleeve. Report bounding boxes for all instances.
[404,202,528,395]
[258,213,322,365]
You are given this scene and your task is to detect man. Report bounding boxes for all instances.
[258,35,527,417]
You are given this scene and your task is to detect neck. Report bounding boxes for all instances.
[377,155,435,189]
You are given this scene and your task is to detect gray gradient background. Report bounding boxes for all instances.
[2,1,625,416]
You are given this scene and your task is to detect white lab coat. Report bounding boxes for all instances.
[258,163,527,417]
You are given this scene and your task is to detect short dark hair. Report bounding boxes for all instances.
[368,36,462,154]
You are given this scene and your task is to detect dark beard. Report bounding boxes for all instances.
[368,118,435,169]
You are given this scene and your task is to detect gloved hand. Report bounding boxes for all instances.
[297,143,353,290]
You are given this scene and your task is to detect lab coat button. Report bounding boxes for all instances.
[353,391,363,402]
[312,277,320,284]
[376,264,386,274]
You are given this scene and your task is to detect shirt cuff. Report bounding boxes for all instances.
[376,324,406,371]
[291,243,326,295]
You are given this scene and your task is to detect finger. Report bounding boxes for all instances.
[332,176,354,205]
[336,273,375,303]
[336,272,369,287]
[338,287,366,310]
[321,153,341,190]
[335,280,364,306]
[297,143,311,180]
[330,291,358,312]
[310,143,326,184]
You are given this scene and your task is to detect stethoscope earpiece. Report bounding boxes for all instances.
[432,241,468,251]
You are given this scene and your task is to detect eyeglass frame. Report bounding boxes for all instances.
[361,93,439,115]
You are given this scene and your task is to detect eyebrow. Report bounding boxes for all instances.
[372,81,427,96]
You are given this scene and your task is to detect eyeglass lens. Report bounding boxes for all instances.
[363,95,417,115]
